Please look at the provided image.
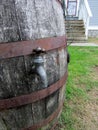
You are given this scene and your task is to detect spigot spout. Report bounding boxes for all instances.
[31,47,47,88]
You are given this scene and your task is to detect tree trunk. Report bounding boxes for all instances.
[0,0,67,129]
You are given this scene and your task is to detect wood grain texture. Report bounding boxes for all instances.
[0,0,66,129]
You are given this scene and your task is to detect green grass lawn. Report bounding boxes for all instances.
[58,46,98,130]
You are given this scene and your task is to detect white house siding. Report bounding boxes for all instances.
[88,0,98,37]
[88,0,98,26]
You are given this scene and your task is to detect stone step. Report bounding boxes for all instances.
[67,40,86,43]
[65,19,86,43]
[65,20,84,24]
[65,23,84,27]
[67,37,86,41]
[66,34,85,37]
[67,39,87,43]
[66,29,85,33]
[66,38,86,43]
[66,30,85,34]
[66,25,85,29]
[66,26,84,29]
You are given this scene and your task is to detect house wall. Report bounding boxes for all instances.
[88,0,98,37]
[88,0,98,26]
[88,30,98,37]
[88,27,98,37]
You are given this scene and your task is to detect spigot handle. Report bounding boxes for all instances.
[33,47,46,55]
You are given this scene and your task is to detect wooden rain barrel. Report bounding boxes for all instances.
[0,0,68,130]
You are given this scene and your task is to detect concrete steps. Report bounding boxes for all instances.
[65,20,86,43]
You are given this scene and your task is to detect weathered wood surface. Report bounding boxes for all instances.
[0,0,67,129]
